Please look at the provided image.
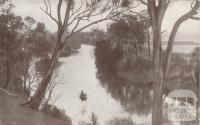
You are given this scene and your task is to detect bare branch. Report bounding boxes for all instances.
[57,0,63,27]
[69,0,84,19]
[189,70,197,89]
[63,0,74,29]
[47,0,52,14]
[40,7,58,24]
[161,30,167,34]
[191,0,196,8]
[73,11,124,35]
[137,0,147,5]
[164,0,200,76]
[71,18,81,34]
[43,0,48,12]
[158,0,169,26]
[191,16,200,20]
[68,2,96,26]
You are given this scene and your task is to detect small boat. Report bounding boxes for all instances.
[80,90,87,102]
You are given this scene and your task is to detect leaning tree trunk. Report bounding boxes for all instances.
[4,51,11,89]
[28,0,73,110]
[28,42,64,110]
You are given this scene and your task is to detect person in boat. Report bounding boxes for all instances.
[80,90,87,102]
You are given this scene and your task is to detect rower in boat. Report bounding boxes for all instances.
[80,90,87,102]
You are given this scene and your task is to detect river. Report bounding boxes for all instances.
[52,44,199,125]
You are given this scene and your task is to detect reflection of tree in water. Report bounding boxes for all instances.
[94,40,153,115]
[103,78,152,115]
[106,117,134,125]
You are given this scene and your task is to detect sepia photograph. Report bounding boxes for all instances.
[0,0,200,125]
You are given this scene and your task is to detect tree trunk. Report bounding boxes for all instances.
[4,51,11,89]
[28,0,74,110]
[152,23,164,125]
[139,43,142,53]
[28,42,64,110]
[147,31,151,56]
[148,1,166,124]
[196,58,200,125]
[147,1,200,125]
[197,98,199,125]
[23,51,30,92]
[152,79,164,125]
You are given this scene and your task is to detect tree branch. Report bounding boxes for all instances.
[163,0,200,77]
[137,0,147,5]
[69,0,84,19]
[191,16,200,20]
[40,5,59,25]
[189,70,197,89]
[57,0,63,27]
[63,0,74,30]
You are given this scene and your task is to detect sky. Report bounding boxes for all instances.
[11,0,200,41]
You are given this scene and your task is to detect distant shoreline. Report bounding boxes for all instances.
[162,41,200,45]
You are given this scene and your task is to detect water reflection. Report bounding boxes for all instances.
[103,80,153,124]
[54,44,152,125]
[97,77,153,115]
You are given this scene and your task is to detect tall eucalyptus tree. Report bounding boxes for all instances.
[137,0,200,124]
[29,0,131,110]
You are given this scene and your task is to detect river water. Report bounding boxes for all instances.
[52,44,199,125]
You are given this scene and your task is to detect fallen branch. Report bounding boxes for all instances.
[0,88,19,97]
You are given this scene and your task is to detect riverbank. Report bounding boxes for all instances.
[0,88,66,125]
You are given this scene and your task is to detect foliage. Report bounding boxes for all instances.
[94,12,153,114]
[42,103,72,125]
[60,29,106,57]
[95,39,123,81]
[25,22,53,58]
[187,47,200,91]
[24,16,36,28]
[22,22,55,95]
[28,0,134,109]
[0,4,24,50]
[95,38,153,114]
[106,117,134,125]
[0,3,25,88]
[108,15,145,41]
[107,14,149,55]
[0,3,54,91]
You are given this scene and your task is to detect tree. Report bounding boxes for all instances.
[22,22,53,94]
[0,4,24,89]
[24,16,36,29]
[108,14,148,56]
[139,10,151,56]
[42,73,63,107]
[188,47,200,125]
[95,38,153,115]
[29,0,129,110]
[138,0,200,125]
[0,0,8,6]
[23,16,36,92]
